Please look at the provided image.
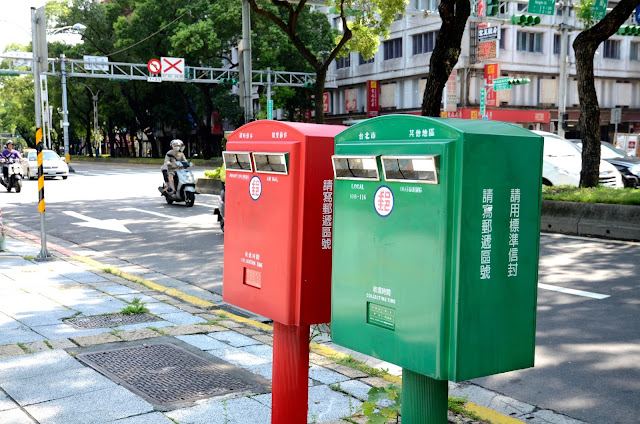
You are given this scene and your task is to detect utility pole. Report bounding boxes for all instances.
[31,6,51,261]
[557,0,570,138]
[241,0,253,123]
[60,54,70,163]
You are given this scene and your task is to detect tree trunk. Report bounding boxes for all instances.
[313,67,327,124]
[421,0,470,116]
[574,0,640,187]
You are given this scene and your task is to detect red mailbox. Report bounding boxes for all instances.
[222,121,345,424]
[223,121,345,325]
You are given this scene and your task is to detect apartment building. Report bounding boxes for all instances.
[323,1,640,140]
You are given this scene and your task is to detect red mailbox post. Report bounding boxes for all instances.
[223,121,345,423]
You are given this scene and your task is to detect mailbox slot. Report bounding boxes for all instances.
[253,152,289,175]
[332,155,380,181]
[381,155,439,184]
[223,151,254,172]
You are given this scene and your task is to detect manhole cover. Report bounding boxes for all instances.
[65,313,160,329]
[77,343,269,408]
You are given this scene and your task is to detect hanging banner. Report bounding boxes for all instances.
[366,81,380,117]
[484,63,500,107]
[345,88,358,112]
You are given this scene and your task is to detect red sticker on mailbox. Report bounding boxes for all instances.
[249,176,262,200]
[374,186,394,217]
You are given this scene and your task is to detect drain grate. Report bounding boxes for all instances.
[77,343,269,408]
[65,313,160,329]
[215,304,258,319]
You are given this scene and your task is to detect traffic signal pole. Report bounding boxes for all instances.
[557,1,570,137]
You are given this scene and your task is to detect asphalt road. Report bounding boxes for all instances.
[2,162,639,424]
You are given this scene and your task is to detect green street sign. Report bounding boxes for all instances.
[528,0,556,15]
[592,0,608,20]
[480,88,486,116]
[493,77,511,91]
[267,100,273,120]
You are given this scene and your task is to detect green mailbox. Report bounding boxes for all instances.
[331,115,543,387]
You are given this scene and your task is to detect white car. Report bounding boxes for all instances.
[533,131,623,188]
[25,150,69,180]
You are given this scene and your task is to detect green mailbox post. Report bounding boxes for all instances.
[331,115,543,422]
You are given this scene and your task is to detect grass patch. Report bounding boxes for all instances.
[22,255,35,260]
[448,396,486,422]
[150,327,168,336]
[542,186,640,205]
[17,343,34,354]
[335,355,389,378]
[120,297,149,315]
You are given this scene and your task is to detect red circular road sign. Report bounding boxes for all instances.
[147,58,161,75]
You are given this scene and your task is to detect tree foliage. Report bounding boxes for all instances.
[247,0,406,123]
[573,0,640,186]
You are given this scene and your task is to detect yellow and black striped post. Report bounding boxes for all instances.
[35,127,51,260]
[36,128,45,213]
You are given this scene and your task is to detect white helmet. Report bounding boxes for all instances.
[170,139,184,152]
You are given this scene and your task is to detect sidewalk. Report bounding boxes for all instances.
[0,229,584,424]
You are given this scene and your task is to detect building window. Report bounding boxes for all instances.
[517,3,527,11]
[603,40,620,59]
[500,28,506,49]
[516,32,542,53]
[359,53,374,65]
[631,42,640,61]
[413,31,439,55]
[335,55,351,69]
[384,38,403,60]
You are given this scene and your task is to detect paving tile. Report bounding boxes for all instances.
[3,367,117,406]
[0,344,25,358]
[207,347,270,368]
[359,376,389,388]
[246,362,273,381]
[252,385,363,423]
[251,334,274,346]
[47,339,77,349]
[60,271,108,284]
[117,328,161,342]
[332,380,374,401]
[113,412,176,424]
[15,310,78,328]
[234,327,263,336]
[32,323,109,340]
[323,363,369,379]
[209,330,262,347]
[96,285,140,296]
[116,294,161,304]
[166,396,270,424]
[175,334,230,351]
[309,365,350,385]
[0,391,16,412]
[112,320,172,332]
[71,333,121,347]
[157,312,207,326]
[241,344,273,361]
[0,408,35,424]
[145,302,183,315]
[22,341,50,353]
[217,319,244,328]
[0,327,46,346]
[0,350,85,382]
[25,386,153,424]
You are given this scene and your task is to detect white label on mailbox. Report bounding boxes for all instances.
[374,186,394,217]
[249,176,262,200]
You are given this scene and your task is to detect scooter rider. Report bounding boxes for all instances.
[1,141,22,181]
[161,139,190,194]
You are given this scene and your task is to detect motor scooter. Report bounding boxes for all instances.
[158,156,197,207]
[0,158,24,193]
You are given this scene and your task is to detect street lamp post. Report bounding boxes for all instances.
[72,81,100,156]
[557,1,571,137]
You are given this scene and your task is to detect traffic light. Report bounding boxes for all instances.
[303,81,316,90]
[486,0,500,17]
[220,78,238,85]
[510,14,541,26]
[616,25,640,35]
[508,78,531,85]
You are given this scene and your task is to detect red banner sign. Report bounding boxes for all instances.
[484,63,499,107]
[323,93,330,114]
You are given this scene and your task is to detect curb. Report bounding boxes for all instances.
[5,226,524,424]
[541,200,640,241]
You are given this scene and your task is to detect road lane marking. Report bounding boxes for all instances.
[121,207,212,221]
[539,283,610,299]
[63,211,131,233]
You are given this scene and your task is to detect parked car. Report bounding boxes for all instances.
[532,131,623,188]
[569,140,640,188]
[24,150,69,180]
